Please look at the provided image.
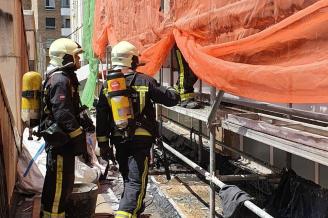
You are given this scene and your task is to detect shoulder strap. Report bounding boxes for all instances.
[128,71,138,87]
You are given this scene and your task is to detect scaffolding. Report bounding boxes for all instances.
[157,62,328,217]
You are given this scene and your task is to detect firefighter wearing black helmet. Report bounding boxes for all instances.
[40,38,88,217]
[96,41,180,218]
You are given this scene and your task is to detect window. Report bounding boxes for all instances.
[45,18,55,29]
[62,18,70,28]
[61,0,70,8]
[45,0,55,9]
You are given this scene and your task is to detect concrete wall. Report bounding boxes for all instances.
[0,0,29,202]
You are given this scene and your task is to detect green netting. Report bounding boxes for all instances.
[81,0,98,108]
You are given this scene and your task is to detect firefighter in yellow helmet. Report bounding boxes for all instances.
[96,41,180,218]
[40,38,91,217]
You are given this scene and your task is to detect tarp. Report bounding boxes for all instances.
[266,169,328,218]
[16,128,103,194]
[92,0,328,103]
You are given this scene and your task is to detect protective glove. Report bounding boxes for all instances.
[98,142,116,164]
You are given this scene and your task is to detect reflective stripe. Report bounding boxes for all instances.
[52,155,63,214]
[132,86,148,112]
[115,216,128,218]
[68,127,82,138]
[115,211,133,218]
[139,91,145,112]
[133,157,149,216]
[103,88,108,95]
[97,136,109,142]
[132,86,148,92]
[134,127,151,136]
[43,211,65,218]
[176,49,185,94]
[180,92,195,101]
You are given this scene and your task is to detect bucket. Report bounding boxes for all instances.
[66,183,98,218]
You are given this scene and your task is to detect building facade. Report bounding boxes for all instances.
[70,0,83,46]
[23,0,72,73]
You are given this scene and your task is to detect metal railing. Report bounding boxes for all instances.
[158,68,274,217]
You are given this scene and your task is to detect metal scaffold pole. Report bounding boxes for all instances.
[209,87,217,218]
[161,142,274,218]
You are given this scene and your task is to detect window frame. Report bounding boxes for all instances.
[45,17,56,29]
[45,0,55,10]
[61,0,70,8]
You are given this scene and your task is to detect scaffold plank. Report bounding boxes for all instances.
[222,121,328,166]
[227,113,328,152]
[162,105,211,122]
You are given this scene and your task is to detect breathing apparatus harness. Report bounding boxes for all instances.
[34,63,94,145]
[104,69,158,142]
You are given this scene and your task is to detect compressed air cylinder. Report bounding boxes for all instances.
[21,71,42,127]
[106,71,133,129]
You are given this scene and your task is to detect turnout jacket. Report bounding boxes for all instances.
[42,65,85,154]
[96,71,180,145]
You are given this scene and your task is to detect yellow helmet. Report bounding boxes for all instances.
[111,41,138,68]
[49,38,83,67]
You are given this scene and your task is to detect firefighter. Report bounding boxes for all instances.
[174,44,202,109]
[96,41,180,218]
[40,38,87,217]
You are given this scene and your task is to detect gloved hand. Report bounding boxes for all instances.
[99,142,116,164]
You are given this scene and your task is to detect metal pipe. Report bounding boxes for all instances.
[209,87,217,218]
[223,96,328,124]
[162,141,224,187]
[209,126,216,218]
[162,142,274,218]
[161,114,280,173]
[207,90,225,127]
[198,120,203,164]
[218,174,267,182]
[286,103,293,168]
[106,46,109,72]
[244,201,273,218]
[156,67,164,166]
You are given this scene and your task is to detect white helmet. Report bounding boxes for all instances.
[49,38,83,67]
[111,41,138,68]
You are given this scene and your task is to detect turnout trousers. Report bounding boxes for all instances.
[41,147,75,217]
[174,45,198,101]
[114,137,152,218]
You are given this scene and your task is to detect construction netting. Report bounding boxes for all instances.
[81,0,98,107]
[91,0,328,103]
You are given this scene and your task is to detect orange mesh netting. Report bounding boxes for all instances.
[93,0,328,103]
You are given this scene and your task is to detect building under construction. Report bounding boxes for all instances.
[1,0,328,217]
